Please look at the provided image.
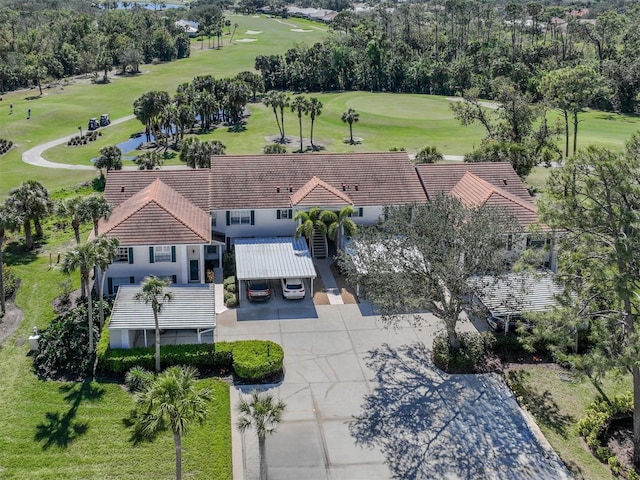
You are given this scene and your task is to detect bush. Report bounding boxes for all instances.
[225,293,238,308]
[432,331,495,373]
[99,342,234,374]
[2,263,18,298]
[264,143,286,154]
[33,303,99,380]
[96,319,110,359]
[98,340,282,380]
[223,276,237,293]
[577,392,633,463]
[125,366,154,393]
[232,340,284,381]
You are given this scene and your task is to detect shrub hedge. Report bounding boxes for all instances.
[576,392,639,478]
[232,340,284,381]
[98,340,283,381]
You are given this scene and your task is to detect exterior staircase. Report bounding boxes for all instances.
[311,227,328,259]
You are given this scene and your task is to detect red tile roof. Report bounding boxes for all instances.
[450,172,539,227]
[210,152,426,209]
[104,170,211,211]
[290,176,353,206]
[98,178,210,246]
[416,162,533,202]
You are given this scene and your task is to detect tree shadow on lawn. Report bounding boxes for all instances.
[505,369,573,437]
[3,241,39,266]
[349,342,570,480]
[34,381,104,450]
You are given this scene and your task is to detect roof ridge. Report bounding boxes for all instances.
[461,172,537,212]
[150,180,210,242]
[290,176,353,206]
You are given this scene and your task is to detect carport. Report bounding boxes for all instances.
[470,272,564,333]
[234,237,317,306]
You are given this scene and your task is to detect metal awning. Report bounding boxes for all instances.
[470,272,564,317]
[234,237,317,281]
[109,284,215,330]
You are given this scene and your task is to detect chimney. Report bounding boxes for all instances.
[502,178,508,186]
[120,185,125,192]
[354,184,359,191]
[276,186,280,193]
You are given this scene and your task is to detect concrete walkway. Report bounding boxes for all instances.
[217,305,571,480]
[313,258,343,305]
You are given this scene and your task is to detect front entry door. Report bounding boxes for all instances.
[189,259,199,282]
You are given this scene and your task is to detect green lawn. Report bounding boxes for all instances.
[0,233,231,479]
[507,365,630,480]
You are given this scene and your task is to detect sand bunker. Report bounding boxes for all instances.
[246,30,263,34]
[290,28,313,33]
[236,38,258,42]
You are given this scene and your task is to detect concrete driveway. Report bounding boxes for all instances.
[215,304,571,480]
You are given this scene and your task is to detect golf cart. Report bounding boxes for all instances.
[88,118,99,130]
[100,114,110,127]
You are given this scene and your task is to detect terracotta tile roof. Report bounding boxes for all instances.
[450,172,539,227]
[416,162,532,203]
[98,178,210,246]
[210,152,426,209]
[103,170,211,211]
[290,176,353,206]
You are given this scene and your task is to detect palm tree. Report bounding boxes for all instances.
[135,151,164,170]
[7,180,51,249]
[54,196,89,244]
[293,207,326,243]
[307,98,323,150]
[94,235,120,327]
[62,241,98,353]
[133,366,211,480]
[291,96,309,152]
[85,195,112,237]
[321,206,357,250]
[0,203,23,314]
[95,145,123,175]
[134,275,173,373]
[263,91,290,142]
[341,108,360,145]
[237,390,287,480]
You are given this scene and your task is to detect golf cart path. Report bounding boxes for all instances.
[22,113,466,170]
[22,115,139,170]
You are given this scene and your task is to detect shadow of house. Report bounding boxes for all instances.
[349,342,571,479]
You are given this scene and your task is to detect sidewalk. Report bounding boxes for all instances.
[313,258,343,305]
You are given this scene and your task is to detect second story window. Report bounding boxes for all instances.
[154,245,172,262]
[114,247,129,262]
[230,210,252,225]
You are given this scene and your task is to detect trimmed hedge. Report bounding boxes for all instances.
[232,340,284,381]
[98,340,283,381]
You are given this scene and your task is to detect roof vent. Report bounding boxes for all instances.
[354,184,359,191]
[288,184,293,193]
[120,185,125,192]
[342,183,346,191]
[276,186,280,193]
[502,178,508,186]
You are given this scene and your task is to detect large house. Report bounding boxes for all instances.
[98,152,427,295]
[96,153,553,347]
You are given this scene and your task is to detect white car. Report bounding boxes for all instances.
[281,278,305,299]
